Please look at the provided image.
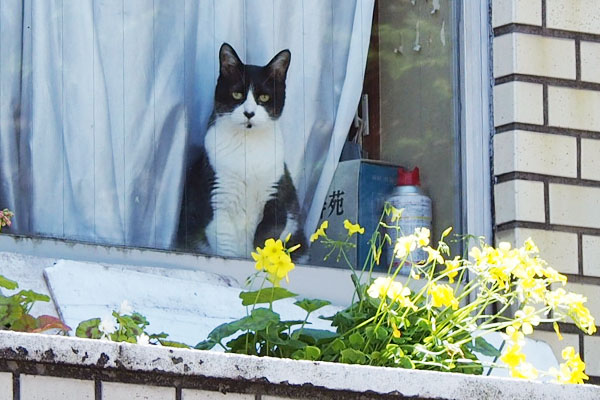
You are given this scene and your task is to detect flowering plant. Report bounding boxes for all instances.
[196,235,336,359]
[308,204,595,383]
[202,204,595,384]
[0,210,70,334]
[76,301,188,348]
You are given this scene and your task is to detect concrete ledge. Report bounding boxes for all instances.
[0,331,599,399]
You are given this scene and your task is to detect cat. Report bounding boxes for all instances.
[177,43,306,260]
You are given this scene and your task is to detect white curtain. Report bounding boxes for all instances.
[0,0,374,250]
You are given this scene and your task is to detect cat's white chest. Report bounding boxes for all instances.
[204,119,284,257]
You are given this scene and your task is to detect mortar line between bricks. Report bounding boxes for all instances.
[541,0,547,28]
[95,380,101,400]
[495,73,600,91]
[494,122,600,138]
[13,372,19,400]
[494,23,600,43]
[544,181,550,224]
[575,38,581,81]
[495,171,600,188]
[543,84,549,126]
[578,233,584,276]
[577,136,582,178]
[496,220,600,237]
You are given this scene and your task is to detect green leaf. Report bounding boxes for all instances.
[206,308,280,344]
[340,348,366,364]
[76,318,103,339]
[11,314,37,332]
[194,339,217,350]
[239,288,298,306]
[349,332,365,349]
[18,290,50,303]
[330,338,346,352]
[304,346,321,360]
[278,320,306,329]
[241,308,280,331]
[159,339,190,348]
[206,321,245,344]
[294,298,331,313]
[0,275,18,290]
[467,336,501,357]
[293,328,338,345]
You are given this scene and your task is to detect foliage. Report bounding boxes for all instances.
[75,301,188,348]
[196,236,335,359]
[203,204,596,384]
[0,210,70,334]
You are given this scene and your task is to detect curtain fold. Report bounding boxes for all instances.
[0,0,374,253]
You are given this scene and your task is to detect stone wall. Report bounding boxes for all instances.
[492,0,600,383]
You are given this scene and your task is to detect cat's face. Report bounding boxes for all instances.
[214,43,291,130]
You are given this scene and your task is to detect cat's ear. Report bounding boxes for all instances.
[219,43,243,76]
[266,49,291,81]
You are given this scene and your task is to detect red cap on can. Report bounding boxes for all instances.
[397,167,421,186]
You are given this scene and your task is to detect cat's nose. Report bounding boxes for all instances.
[243,111,255,119]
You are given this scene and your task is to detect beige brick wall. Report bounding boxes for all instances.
[0,373,12,400]
[20,375,94,400]
[492,0,600,382]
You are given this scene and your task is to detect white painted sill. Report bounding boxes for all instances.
[0,331,599,399]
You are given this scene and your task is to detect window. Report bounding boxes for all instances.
[0,1,491,302]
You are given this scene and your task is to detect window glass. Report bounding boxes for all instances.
[0,1,374,261]
[0,0,460,268]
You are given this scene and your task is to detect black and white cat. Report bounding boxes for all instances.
[177,43,306,259]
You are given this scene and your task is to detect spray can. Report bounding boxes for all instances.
[385,167,432,268]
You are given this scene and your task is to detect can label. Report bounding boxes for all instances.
[385,193,432,268]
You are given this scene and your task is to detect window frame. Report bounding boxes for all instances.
[0,0,492,305]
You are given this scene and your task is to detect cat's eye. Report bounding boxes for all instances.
[232,91,243,100]
[258,94,270,103]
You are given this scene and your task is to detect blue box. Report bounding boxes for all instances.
[309,160,399,270]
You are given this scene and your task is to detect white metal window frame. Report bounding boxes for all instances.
[0,0,492,306]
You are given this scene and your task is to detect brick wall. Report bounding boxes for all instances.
[492,0,600,383]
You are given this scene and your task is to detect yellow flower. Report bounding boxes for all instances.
[251,247,269,272]
[423,246,443,265]
[550,346,589,384]
[513,306,541,335]
[428,283,458,310]
[511,362,538,380]
[266,252,295,285]
[389,206,404,222]
[443,256,461,283]
[310,221,329,242]
[374,248,382,265]
[392,320,401,338]
[344,219,365,236]
[501,343,526,369]
[505,325,525,346]
[524,237,539,253]
[367,277,393,299]
[414,227,430,247]
[367,277,416,310]
[441,226,453,239]
[394,235,416,259]
[546,289,597,335]
[263,238,284,258]
[252,238,295,286]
